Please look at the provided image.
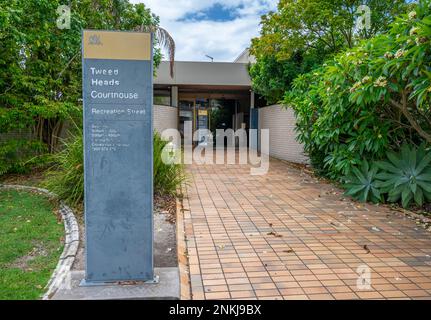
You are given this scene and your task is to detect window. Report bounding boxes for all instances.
[153,89,171,106]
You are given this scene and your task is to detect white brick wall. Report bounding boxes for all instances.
[259,104,308,164]
[153,105,178,134]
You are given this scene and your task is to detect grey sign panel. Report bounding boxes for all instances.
[83,60,151,105]
[82,31,153,283]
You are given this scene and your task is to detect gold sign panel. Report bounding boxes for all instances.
[83,30,151,61]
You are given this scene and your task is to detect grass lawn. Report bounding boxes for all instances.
[0,190,64,300]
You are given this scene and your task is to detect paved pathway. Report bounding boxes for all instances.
[181,156,431,300]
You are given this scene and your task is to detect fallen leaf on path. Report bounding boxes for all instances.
[283,249,295,253]
[267,231,283,238]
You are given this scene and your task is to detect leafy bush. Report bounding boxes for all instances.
[0,0,164,154]
[376,144,431,208]
[286,63,393,179]
[43,131,84,206]
[249,53,322,104]
[44,130,185,207]
[284,71,329,176]
[343,160,382,203]
[285,0,431,180]
[250,0,408,103]
[153,132,186,196]
[346,0,431,144]
[0,139,48,176]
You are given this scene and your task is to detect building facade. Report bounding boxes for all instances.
[153,57,260,141]
[152,51,307,164]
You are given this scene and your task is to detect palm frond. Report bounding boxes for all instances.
[136,24,175,78]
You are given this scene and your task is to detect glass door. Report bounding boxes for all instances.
[178,99,194,139]
[179,98,212,145]
[195,98,210,145]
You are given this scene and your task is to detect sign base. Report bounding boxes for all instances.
[51,269,179,300]
[80,275,160,287]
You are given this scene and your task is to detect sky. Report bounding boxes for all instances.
[131,0,278,62]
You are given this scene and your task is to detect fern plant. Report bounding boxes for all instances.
[343,159,382,203]
[376,144,431,208]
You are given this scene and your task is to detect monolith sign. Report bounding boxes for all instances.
[82,30,154,283]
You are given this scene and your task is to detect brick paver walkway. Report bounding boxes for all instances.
[180,156,431,300]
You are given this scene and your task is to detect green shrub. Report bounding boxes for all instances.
[44,129,185,206]
[0,139,48,176]
[284,71,330,177]
[249,0,408,104]
[343,159,382,203]
[43,131,84,207]
[285,61,394,180]
[376,144,431,208]
[153,132,185,196]
[285,0,431,180]
[343,144,431,208]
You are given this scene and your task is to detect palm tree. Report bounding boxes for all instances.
[136,24,176,78]
[110,0,176,77]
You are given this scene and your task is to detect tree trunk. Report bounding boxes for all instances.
[390,93,431,143]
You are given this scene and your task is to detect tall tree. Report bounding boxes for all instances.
[0,0,174,155]
[250,0,409,103]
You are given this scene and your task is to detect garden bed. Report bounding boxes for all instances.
[279,157,431,232]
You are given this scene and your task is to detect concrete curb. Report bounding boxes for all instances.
[176,194,191,300]
[0,184,80,300]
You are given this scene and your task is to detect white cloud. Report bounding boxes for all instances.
[130,0,277,62]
